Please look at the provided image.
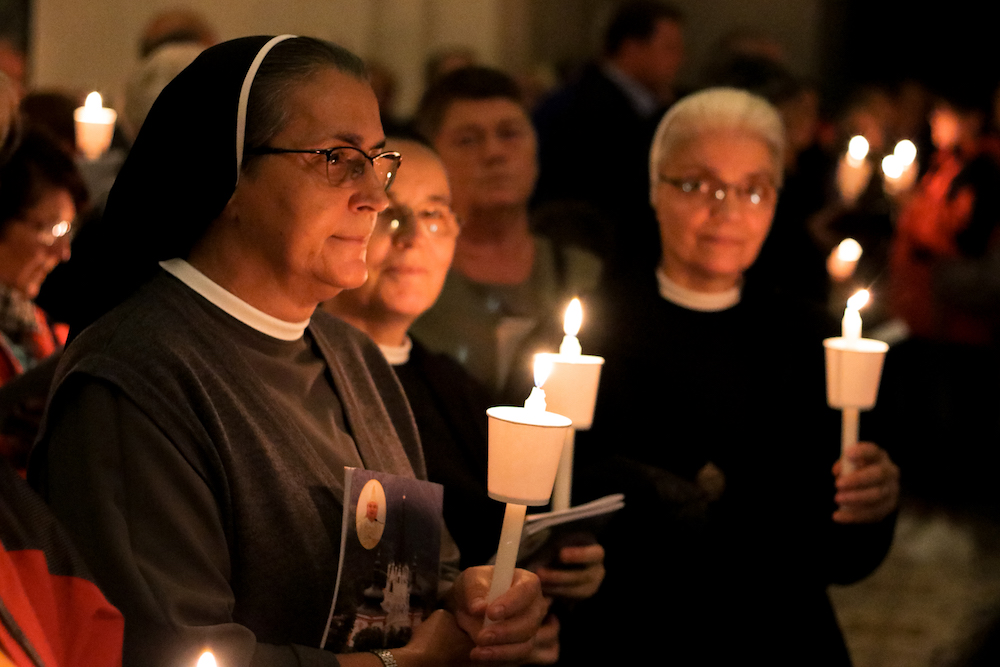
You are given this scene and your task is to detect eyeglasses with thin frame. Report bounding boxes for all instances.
[374,201,461,240]
[16,217,74,247]
[246,145,402,191]
[659,175,778,208]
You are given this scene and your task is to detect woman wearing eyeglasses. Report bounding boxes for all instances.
[29,37,547,667]
[0,127,85,471]
[574,88,901,665]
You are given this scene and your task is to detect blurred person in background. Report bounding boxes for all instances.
[532,0,685,276]
[0,124,86,472]
[411,66,601,402]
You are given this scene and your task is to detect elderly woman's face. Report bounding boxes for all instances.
[339,143,457,323]
[226,68,389,308]
[0,186,74,298]
[654,130,778,292]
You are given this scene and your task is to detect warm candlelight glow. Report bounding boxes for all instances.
[893,139,917,167]
[563,298,582,336]
[881,154,903,179]
[85,91,104,110]
[847,289,870,311]
[533,355,553,388]
[836,238,863,262]
[197,651,217,667]
[847,135,869,163]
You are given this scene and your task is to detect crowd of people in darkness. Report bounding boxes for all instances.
[0,0,999,665]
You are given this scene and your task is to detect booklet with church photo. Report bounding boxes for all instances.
[320,468,444,653]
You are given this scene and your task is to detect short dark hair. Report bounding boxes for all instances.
[413,66,524,142]
[604,1,683,57]
[243,37,368,170]
[0,127,88,235]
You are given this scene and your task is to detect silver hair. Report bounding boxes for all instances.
[648,87,785,203]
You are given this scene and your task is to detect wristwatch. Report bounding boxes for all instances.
[370,649,398,667]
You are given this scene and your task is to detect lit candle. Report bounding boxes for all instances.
[73,92,117,160]
[559,298,583,356]
[846,135,869,167]
[197,651,217,667]
[836,135,873,204]
[524,355,552,411]
[883,139,918,196]
[827,238,863,281]
[842,289,869,341]
[485,360,570,615]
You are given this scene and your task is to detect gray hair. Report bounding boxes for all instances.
[649,87,785,203]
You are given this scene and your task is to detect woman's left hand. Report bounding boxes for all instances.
[446,565,550,663]
[832,441,900,523]
[534,544,606,600]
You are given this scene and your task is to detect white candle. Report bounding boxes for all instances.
[558,298,583,356]
[197,651,217,667]
[842,289,869,341]
[828,238,863,281]
[846,135,869,167]
[883,140,918,196]
[836,135,873,204]
[73,92,117,160]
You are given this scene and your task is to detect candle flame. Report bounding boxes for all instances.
[196,651,217,667]
[563,298,583,337]
[881,154,903,179]
[84,91,103,110]
[847,289,870,311]
[836,238,862,262]
[533,354,553,388]
[893,139,917,167]
[847,135,869,161]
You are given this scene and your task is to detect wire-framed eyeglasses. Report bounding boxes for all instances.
[246,145,402,191]
[659,175,778,208]
[374,202,461,240]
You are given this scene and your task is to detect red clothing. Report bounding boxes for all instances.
[889,142,1000,344]
[0,307,66,386]
[0,461,123,666]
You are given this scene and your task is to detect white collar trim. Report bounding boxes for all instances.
[378,336,413,366]
[656,267,741,312]
[159,258,309,340]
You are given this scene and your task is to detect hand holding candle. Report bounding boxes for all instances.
[74,92,117,160]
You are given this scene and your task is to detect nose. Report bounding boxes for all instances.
[352,167,390,214]
[50,235,71,262]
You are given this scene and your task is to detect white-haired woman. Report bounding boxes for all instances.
[575,88,900,665]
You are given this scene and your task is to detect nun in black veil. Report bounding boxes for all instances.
[28,35,548,667]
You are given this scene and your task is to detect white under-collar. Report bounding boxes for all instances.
[159,258,310,340]
[656,267,741,312]
[378,336,413,366]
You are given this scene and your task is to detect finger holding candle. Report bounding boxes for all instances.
[832,442,900,523]
[449,566,548,661]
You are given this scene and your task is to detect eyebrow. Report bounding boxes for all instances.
[325,132,387,154]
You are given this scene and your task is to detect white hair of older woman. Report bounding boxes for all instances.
[649,87,786,203]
